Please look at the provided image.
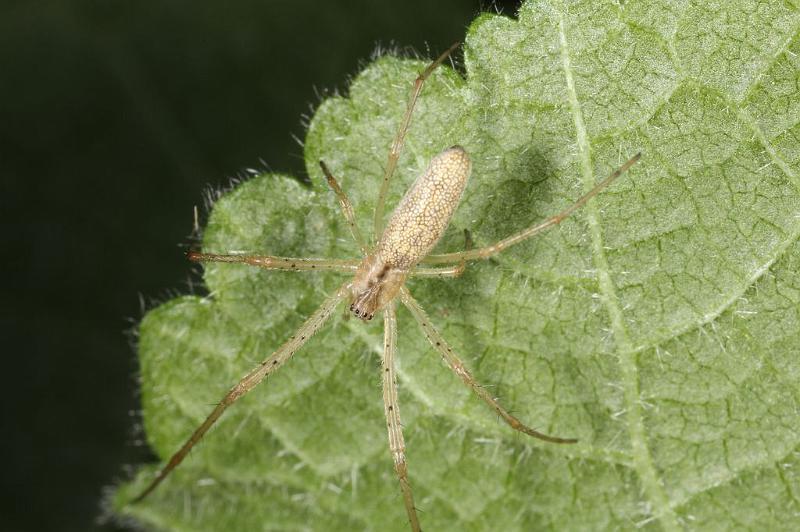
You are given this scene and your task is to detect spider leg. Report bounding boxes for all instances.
[399,287,577,444]
[373,41,461,239]
[410,229,473,278]
[382,302,421,532]
[188,251,359,272]
[422,153,641,264]
[319,160,369,254]
[130,283,349,503]
[411,264,465,278]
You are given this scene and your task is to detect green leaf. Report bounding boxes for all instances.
[113,1,800,529]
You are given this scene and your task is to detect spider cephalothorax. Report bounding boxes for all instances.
[349,256,407,321]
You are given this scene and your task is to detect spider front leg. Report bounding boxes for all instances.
[399,287,576,444]
[422,153,641,264]
[382,302,421,531]
[130,283,349,503]
[190,162,370,273]
[188,251,359,272]
[319,160,369,253]
[373,41,461,239]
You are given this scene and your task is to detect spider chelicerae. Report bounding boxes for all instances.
[131,42,640,531]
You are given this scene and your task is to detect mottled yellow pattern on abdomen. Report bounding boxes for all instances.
[377,146,471,270]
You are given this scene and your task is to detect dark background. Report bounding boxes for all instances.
[0,1,521,531]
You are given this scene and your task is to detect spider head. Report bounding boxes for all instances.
[349,294,378,321]
[350,255,407,321]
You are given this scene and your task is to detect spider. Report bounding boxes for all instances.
[131,42,640,531]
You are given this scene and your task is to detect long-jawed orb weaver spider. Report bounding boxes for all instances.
[131,42,640,531]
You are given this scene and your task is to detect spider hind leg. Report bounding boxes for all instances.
[382,302,422,531]
[399,287,577,445]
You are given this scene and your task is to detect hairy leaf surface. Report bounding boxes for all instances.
[115,1,800,530]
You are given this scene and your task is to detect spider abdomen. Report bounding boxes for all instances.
[376,146,471,269]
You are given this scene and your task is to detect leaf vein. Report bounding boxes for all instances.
[630,107,800,356]
[742,21,800,102]
[557,8,680,531]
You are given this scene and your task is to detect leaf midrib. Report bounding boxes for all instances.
[556,8,681,531]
